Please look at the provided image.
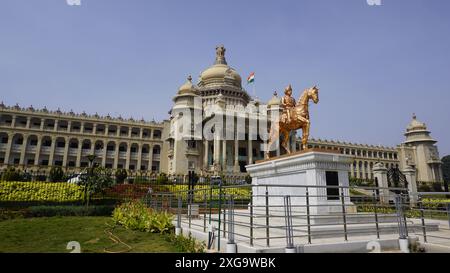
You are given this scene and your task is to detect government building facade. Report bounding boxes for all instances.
[0,46,443,183]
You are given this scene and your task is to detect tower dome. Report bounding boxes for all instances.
[267,91,281,107]
[404,114,436,144]
[177,75,197,95]
[198,45,242,88]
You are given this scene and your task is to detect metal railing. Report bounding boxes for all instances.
[143,183,450,252]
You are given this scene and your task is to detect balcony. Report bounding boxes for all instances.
[68,148,78,157]
[152,154,161,161]
[54,147,65,156]
[12,144,22,153]
[41,146,51,154]
[119,151,127,159]
[106,151,115,158]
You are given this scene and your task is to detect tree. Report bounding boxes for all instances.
[80,167,115,206]
[442,155,450,192]
[49,166,65,182]
[115,169,128,184]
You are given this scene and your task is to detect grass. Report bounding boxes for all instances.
[0,216,180,253]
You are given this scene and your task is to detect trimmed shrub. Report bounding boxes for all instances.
[112,200,174,234]
[115,169,128,184]
[49,166,65,182]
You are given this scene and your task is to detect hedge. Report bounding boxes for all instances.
[0,181,85,202]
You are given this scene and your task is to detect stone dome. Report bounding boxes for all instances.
[198,45,242,88]
[407,114,427,132]
[177,76,197,95]
[267,91,281,107]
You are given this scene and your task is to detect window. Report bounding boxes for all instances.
[238,148,247,156]
[326,171,340,201]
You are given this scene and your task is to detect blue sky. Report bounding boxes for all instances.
[1,0,449,155]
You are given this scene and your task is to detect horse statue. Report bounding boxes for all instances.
[265,85,319,159]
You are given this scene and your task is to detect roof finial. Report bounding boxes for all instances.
[214,45,227,65]
[273,91,278,97]
[187,75,192,82]
[413,113,417,120]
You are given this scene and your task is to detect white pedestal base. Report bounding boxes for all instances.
[246,150,355,217]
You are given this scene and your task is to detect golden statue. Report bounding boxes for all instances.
[265,85,319,159]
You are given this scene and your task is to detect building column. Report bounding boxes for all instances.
[101,141,107,167]
[203,140,209,169]
[26,117,31,129]
[75,138,83,168]
[125,142,131,170]
[148,144,154,172]
[137,143,142,171]
[403,166,418,206]
[54,120,59,131]
[356,161,361,179]
[48,136,57,167]
[222,140,227,172]
[89,138,95,157]
[248,140,253,165]
[40,118,45,131]
[62,137,69,167]
[4,133,14,166]
[105,126,109,136]
[67,120,72,132]
[234,138,239,172]
[113,141,119,169]
[19,134,29,166]
[373,162,390,204]
[213,136,220,165]
[93,124,97,135]
[34,136,42,166]
[139,129,143,139]
[11,115,16,128]
[80,122,85,134]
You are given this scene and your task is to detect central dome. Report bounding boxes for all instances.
[198,45,242,88]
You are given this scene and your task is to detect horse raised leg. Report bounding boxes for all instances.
[281,129,291,154]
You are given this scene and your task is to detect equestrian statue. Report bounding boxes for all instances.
[265,84,319,159]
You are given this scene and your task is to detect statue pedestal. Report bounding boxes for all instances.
[246,149,355,216]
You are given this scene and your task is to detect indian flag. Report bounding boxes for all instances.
[247,72,255,84]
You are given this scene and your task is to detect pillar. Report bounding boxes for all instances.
[222,140,227,171]
[148,144,153,172]
[373,162,390,204]
[19,134,29,166]
[204,140,209,170]
[403,166,418,206]
[62,137,69,167]
[234,138,239,172]
[34,136,42,166]
[248,140,253,165]
[75,138,83,168]
[137,143,142,170]
[48,136,57,167]
[102,141,107,167]
[113,141,119,169]
[4,133,13,166]
[125,143,131,170]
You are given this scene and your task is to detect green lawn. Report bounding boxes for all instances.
[0,216,180,253]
